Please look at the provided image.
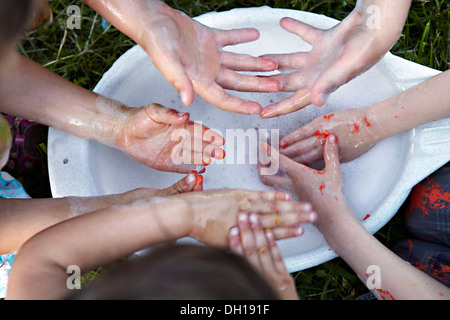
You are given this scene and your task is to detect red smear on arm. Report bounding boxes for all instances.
[319,183,325,195]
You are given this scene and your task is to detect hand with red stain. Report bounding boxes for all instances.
[279,108,379,167]
[115,103,225,173]
[258,135,349,232]
[259,1,411,118]
[258,135,450,300]
[84,0,280,115]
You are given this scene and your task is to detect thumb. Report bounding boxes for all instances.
[323,134,342,178]
[158,172,197,196]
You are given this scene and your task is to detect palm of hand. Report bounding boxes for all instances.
[116,104,221,173]
[141,4,279,114]
[261,16,385,118]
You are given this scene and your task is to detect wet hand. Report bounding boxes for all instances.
[258,135,351,229]
[260,13,395,118]
[140,2,280,114]
[115,103,224,173]
[279,108,380,167]
[175,189,316,247]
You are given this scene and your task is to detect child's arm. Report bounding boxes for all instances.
[82,0,280,114]
[260,0,411,118]
[0,53,224,173]
[259,137,450,299]
[6,189,314,299]
[0,173,200,255]
[280,69,450,165]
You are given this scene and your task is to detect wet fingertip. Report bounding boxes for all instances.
[280,139,289,149]
[249,212,261,226]
[328,134,338,144]
[238,212,249,223]
[264,229,276,244]
[186,172,196,184]
[229,226,240,238]
[310,211,318,222]
[295,225,304,236]
[202,156,211,166]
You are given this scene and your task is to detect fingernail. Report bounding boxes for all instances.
[310,212,317,222]
[265,229,274,240]
[249,212,259,225]
[280,139,289,149]
[238,212,248,222]
[229,226,239,237]
[186,172,196,184]
[215,148,225,159]
[328,134,337,143]
[195,175,203,186]
[198,167,206,174]
[304,203,312,211]
[296,226,304,236]
[202,156,211,166]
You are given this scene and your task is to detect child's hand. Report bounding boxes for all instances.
[228,212,299,300]
[258,135,351,230]
[279,108,380,166]
[259,4,408,118]
[115,103,224,173]
[174,189,316,247]
[138,2,279,114]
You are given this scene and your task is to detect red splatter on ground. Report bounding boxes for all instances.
[406,177,450,219]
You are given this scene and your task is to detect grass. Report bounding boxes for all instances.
[11,0,450,300]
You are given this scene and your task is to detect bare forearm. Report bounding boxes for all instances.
[317,206,449,300]
[0,53,121,147]
[82,0,164,45]
[367,69,450,141]
[354,0,411,39]
[6,198,191,299]
[0,193,129,254]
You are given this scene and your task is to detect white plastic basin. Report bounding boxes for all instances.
[48,7,450,271]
